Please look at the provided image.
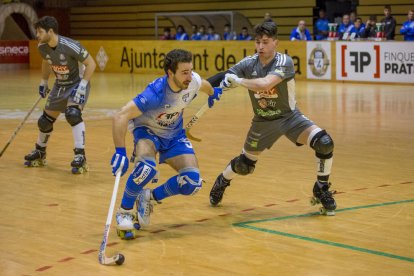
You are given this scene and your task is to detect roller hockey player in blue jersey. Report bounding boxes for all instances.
[208,21,337,215]
[111,49,222,239]
[24,16,96,174]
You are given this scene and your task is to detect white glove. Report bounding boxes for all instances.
[221,73,242,89]
[72,79,88,104]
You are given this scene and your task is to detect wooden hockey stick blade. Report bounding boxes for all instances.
[185,128,202,142]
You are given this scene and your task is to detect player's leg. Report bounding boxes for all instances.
[24,109,59,167]
[135,135,200,226]
[296,122,336,215]
[116,128,159,238]
[210,119,281,206]
[65,83,91,173]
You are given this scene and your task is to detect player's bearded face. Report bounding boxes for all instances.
[36,28,51,43]
[172,63,193,89]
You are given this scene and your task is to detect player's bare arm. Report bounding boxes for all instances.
[230,73,282,91]
[41,59,51,80]
[199,79,214,96]
[113,101,142,148]
[81,55,96,82]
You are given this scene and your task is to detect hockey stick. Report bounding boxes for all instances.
[98,169,125,265]
[185,102,209,142]
[0,91,49,158]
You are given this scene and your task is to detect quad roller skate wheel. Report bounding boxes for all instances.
[310,197,320,206]
[116,229,136,240]
[133,223,141,230]
[71,164,89,174]
[24,159,47,167]
[319,207,335,216]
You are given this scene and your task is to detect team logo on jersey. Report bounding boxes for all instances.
[164,104,171,108]
[274,68,285,77]
[51,64,70,74]
[252,71,257,76]
[258,99,268,108]
[46,54,50,59]
[254,87,278,99]
[182,93,190,103]
[81,49,88,58]
[156,112,180,127]
[47,59,52,64]
[59,54,67,65]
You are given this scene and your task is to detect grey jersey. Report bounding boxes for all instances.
[229,52,296,120]
[38,35,89,86]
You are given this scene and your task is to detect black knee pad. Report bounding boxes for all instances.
[230,154,257,176]
[38,111,55,133]
[65,106,83,126]
[310,130,334,159]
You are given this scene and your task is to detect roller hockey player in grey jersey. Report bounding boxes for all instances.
[24,16,96,174]
[209,21,336,215]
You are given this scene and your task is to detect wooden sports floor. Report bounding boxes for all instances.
[0,70,413,275]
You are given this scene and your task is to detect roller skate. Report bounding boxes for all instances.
[24,144,47,167]
[310,181,337,216]
[209,173,231,206]
[71,148,88,174]
[115,207,136,240]
[135,188,154,227]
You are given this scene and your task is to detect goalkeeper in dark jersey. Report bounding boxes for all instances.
[24,16,96,174]
[209,21,336,215]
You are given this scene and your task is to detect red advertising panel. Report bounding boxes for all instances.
[0,40,29,64]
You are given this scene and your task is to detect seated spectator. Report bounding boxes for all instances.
[400,9,414,41]
[381,5,397,40]
[338,14,355,40]
[199,25,209,40]
[190,24,201,40]
[175,25,189,40]
[350,11,357,24]
[361,15,377,39]
[160,27,174,40]
[353,18,365,39]
[223,24,237,40]
[237,27,252,40]
[315,9,330,40]
[290,20,312,41]
[207,25,221,40]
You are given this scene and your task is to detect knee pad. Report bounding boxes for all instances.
[65,106,83,126]
[177,168,202,196]
[38,111,56,133]
[310,130,334,159]
[130,158,157,187]
[230,154,257,175]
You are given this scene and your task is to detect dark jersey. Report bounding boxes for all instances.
[38,35,89,86]
[229,52,296,121]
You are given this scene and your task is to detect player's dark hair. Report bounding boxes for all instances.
[254,21,277,39]
[164,49,192,74]
[34,16,59,33]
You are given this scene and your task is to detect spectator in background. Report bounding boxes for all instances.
[160,27,174,40]
[315,9,330,40]
[223,24,237,40]
[199,25,209,40]
[190,24,201,40]
[381,5,397,40]
[362,15,377,39]
[353,18,365,39]
[237,27,252,40]
[400,9,414,41]
[207,25,221,40]
[264,12,273,22]
[175,25,189,40]
[290,20,312,41]
[338,14,355,40]
[350,10,357,23]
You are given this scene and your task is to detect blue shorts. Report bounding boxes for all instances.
[133,127,195,163]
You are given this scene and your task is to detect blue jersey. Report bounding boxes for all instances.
[129,72,202,139]
[400,20,414,41]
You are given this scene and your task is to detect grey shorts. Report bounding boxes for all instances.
[244,109,314,152]
[44,82,90,112]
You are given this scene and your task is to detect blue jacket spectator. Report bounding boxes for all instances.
[290,20,312,41]
[223,24,237,40]
[400,10,414,41]
[207,25,221,40]
[315,9,329,40]
[175,25,189,40]
[338,14,356,40]
[190,24,201,40]
[237,27,252,40]
[353,18,365,39]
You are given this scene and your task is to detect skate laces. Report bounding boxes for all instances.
[73,154,84,162]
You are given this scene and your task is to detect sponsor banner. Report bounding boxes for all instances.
[0,41,29,64]
[30,40,308,79]
[306,41,332,80]
[336,42,414,83]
